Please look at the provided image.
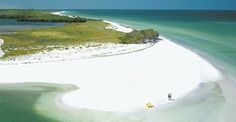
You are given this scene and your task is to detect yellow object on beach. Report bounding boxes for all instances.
[146,102,154,108]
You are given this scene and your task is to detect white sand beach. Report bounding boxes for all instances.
[52,11,133,33]
[52,11,66,16]
[103,20,133,33]
[2,43,153,64]
[0,19,222,112]
[52,11,76,18]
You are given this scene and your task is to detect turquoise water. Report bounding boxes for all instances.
[65,10,236,79]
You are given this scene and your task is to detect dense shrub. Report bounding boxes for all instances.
[120,29,159,44]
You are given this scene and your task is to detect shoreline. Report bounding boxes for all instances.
[0,11,223,112]
[52,11,133,34]
[46,13,223,111]
[51,11,76,18]
[103,20,133,33]
[0,38,222,112]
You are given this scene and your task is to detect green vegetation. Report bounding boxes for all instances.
[0,9,159,59]
[0,21,125,58]
[119,29,159,44]
[0,9,88,22]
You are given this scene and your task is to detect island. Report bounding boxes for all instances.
[0,9,159,59]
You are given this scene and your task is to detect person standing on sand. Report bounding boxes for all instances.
[168,93,172,100]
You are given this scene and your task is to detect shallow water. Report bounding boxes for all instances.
[0,82,224,122]
[0,83,60,122]
[0,19,63,33]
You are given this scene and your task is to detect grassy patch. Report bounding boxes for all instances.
[0,9,88,22]
[0,21,125,58]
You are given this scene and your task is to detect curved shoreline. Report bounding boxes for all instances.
[49,13,224,111]
[0,11,223,112]
[61,36,222,112]
[0,37,222,111]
